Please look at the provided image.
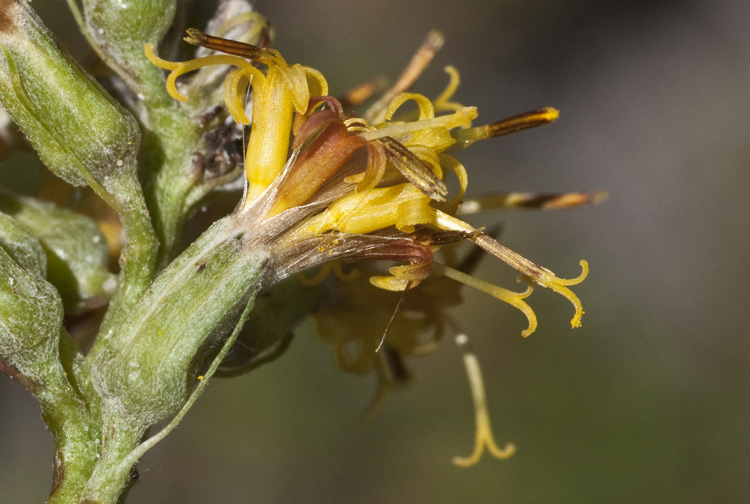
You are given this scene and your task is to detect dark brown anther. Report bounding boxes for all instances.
[457,225,501,274]
[380,136,448,202]
[183,28,265,60]
[486,108,560,138]
[413,229,481,247]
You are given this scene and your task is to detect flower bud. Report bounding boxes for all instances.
[0,190,114,311]
[92,215,270,426]
[0,0,141,188]
[81,0,176,96]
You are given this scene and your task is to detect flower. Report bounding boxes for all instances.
[146,28,596,465]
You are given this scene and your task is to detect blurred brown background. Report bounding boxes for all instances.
[2,0,750,502]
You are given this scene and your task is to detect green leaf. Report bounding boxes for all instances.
[0,241,62,370]
[0,209,46,276]
[0,190,114,311]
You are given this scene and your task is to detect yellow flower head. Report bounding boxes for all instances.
[147,28,600,465]
[147,29,587,334]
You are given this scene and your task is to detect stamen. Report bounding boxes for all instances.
[380,137,447,201]
[453,333,516,467]
[485,108,560,137]
[406,145,443,179]
[474,234,588,329]
[148,29,330,203]
[458,191,608,215]
[449,108,559,151]
[365,29,445,123]
[360,106,478,141]
[184,28,269,62]
[435,211,588,330]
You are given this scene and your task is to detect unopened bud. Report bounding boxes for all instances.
[0,0,140,188]
[81,0,176,97]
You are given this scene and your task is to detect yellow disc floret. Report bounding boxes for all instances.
[146,30,328,203]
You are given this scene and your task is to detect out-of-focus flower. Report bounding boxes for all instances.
[146,28,597,464]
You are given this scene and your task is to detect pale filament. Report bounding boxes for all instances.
[453,333,516,467]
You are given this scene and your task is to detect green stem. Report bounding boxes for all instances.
[85,170,159,362]
[139,104,201,267]
[76,415,146,504]
[80,293,259,504]
[37,332,100,503]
